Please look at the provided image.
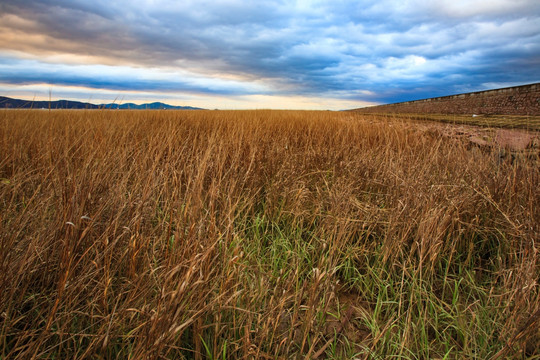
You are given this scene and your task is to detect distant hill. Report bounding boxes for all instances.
[103,102,203,110]
[0,96,203,110]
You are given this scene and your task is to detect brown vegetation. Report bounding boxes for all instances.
[0,110,538,359]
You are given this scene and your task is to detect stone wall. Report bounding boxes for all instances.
[354,83,540,115]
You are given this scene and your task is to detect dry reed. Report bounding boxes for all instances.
[0,109,538,359]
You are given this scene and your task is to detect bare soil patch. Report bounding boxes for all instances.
[413,121,540,154]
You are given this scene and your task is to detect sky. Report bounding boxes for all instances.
[0,0,539,110]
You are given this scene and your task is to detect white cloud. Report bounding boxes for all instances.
[1,0,539,105]
[432,0,538,18]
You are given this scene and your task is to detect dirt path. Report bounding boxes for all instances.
[415,121,539,152]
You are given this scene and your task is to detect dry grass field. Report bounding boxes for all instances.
[1,110,538,359]
[359,113,540,131]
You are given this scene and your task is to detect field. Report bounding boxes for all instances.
[354,113,540,131]
[1,110,538,359]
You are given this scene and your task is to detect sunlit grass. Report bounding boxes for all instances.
[358,112,540,131]
[0,109,538,359]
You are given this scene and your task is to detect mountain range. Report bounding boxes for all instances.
[0,96,203,110]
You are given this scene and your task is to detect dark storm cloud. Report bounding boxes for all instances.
[1,0,539,105]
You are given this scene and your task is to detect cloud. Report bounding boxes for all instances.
[0,56,270,95]
[0,0,539,107]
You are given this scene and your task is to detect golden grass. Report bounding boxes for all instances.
[355,112,540,131]
[0,109,538,359]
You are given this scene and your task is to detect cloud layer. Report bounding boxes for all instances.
[1,0,539,109]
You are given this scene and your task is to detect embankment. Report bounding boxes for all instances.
[354,83,540,115]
